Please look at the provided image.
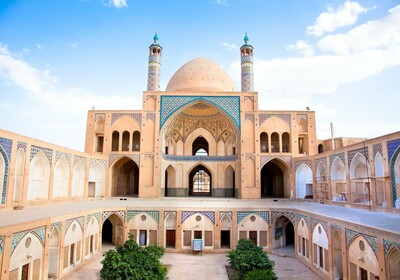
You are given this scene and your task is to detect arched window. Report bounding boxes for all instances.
[318,144,324,154]
[112,131,119,152]
[189,165,212,196]
[271,132,280,153]
[122,131,130,151]
[132,131,140,151]
[282,132,290,153]
[192,136,209,156]
[260,132,268,153]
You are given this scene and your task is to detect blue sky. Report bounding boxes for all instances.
[0,0,399,150]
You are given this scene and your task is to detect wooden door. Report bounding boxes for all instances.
[249,231,257,245]
[166,230,176,248]
[21,263,29,280]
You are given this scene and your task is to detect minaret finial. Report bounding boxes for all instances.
[244,32,249,45]
[153,32,159,44]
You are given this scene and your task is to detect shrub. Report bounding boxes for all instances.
[243,269,278,280]
[100,237,167,280]
[228,239,275,277]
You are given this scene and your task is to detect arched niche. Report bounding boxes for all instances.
[238,214,269,247]
[295,163,313,199]
[348,236,379,278]
[28,151,50,201]
[165,165,176,197]
[72,159,85,198]
[52,156,70,199]
[181,213,214,249]
[88,162,105,197]
[13,149,25,203]
[127,213,158,246]
[312,224,329,272]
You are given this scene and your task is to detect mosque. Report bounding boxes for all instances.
[0,34,399,280]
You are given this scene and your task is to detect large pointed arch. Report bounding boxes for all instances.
[164,164,176,197]
[28,151,50,201]
[261,158,291,198]
[110,157,139,197]
[52,156,70,199]
[189,164,212,196]
[295,163,313,199]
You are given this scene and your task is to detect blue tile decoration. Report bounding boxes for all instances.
[387,138,400,161]
[160,96,240,130]
[311,219,328,234]
[219,211,232,221]
[384,239,400,256]
[259,113,291,127]
[89,158,107,169]
[0,137,12,160]
[11,226,46,254]
[348,147,369,166]
[331,224,341,234]
[17,142,27,152]
[55,151,72,167]
[30,145,53,164]
[164,211,177,220]
[102,210,126,223]
[0,235,4,253]
[295,160,312,171]
[182,211,215,224]
[271,211,295,225]
[315,157,328,169]
[329,152,345,167]
[127,210,159,224]
[296,214,309,226]
[388,139,400,204]
[50,222,62,234]
[65,216,84,234]
[0,137,12,204]
[87,212,101,226]
[237,211,269,224]
[372,143,382,159]
[111,112,142,126]
[345,228,377,256]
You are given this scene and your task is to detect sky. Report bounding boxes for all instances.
[0,0,399,151]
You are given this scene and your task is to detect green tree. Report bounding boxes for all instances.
[100,237,167,280]
[228,239,276,278]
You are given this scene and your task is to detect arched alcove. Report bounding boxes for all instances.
[165,165,176,197]
[295,163,313,199]
[312,224,329,273]
[260,132,269,153]
[111,157,139,197]
[28,151,50,201]
[88,163,105,197]
[225,165,235,197]
[72,159,85,197]
[52,156,70,199]
[350,153,369,204]
[261,159,289,198]
[189,164,212,196]
[387,248,400,279]
[13,149,25,203]
[331,157,347,202]
[165,213,176,248]
[273,216,294,251]
[48,229,60,278]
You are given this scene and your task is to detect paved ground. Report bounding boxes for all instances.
[64,246,321,280]
[1,198,399,235]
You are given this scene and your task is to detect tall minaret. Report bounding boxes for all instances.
[147,33,162,91]
[240,33,254,92]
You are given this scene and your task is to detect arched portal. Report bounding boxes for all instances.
[296,163,313,199]
[102,214,124,247]
[333,230,343,279]
[273,216,294,252]
[261,159,288,198]
[112,157,139,197]
[28,151,50,201]
[387,248,400,279]
[189,165,212,196]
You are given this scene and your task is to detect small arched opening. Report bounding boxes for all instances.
[112,157,139,197]
[261,159,288,198]
[192,136,209,156]
[189,165,212,196]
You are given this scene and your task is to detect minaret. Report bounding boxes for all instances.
[147,33,162,91]
[240,33,254,92]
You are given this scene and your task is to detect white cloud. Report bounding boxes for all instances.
[214,0,228,6]
[307,1,369,37]
[286,40,314,57]
[35,44,42,51]
[0,44,138,150]
[68,42,79,48]
[103,0,127,8]
[222,42,238,51]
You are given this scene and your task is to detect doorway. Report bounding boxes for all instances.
[249,231,257,245]
[221,230,230,248]
[285,222,294,245]
[261,160,285,198]
[88,182,95,197]
[139,230,147,246]
[166,230,176,248]
[21,263,29,280]
[102,219,113,244]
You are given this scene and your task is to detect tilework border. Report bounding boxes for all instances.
[17,142,27,152]
[102,211,126,223]
[387,138,400,161]
[389,144,400,204]
[11,226,46,254]
[0,235,4,253]
[55,151,72,167]
[160,96,241,130]
[182,211,215,224]
[296,214,309,226]
[372,143,382,159]
[295,160,312,171]
[146,112,156,122]
[345,228,377,255]
[89,158,107,169]
[127,210,159,224]
[50,222,62,233]
[237,211,269,224]
[87,212,102,226]
[330,224,342,235]
[244,113,254,123]
[111,113,142,126]
[0,144,9,205]
[384,239,400,256]
[66,216,84,234]
[0,137,12,160]
[311,218,328,234]
[329,153,345,167]
[30,145,53,164]
[348,147,369,166]
[271,211,295,225]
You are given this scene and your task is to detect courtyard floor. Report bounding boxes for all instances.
[64,246,321,280]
